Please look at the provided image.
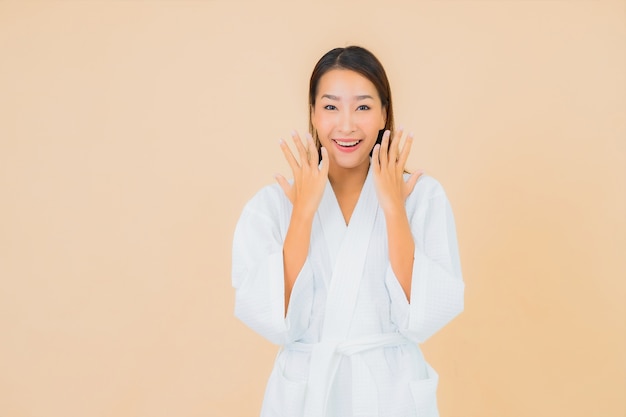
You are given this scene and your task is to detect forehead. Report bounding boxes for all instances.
[316,69,379,99]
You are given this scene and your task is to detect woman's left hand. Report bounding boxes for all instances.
[372,129,423,214]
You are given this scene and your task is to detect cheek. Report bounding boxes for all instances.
[312,113,333,133]
[378,111,387,129]
[361,113,385,131]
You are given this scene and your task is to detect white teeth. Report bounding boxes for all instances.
[335,140,360,147]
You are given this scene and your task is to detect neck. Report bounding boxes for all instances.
[328,160,370,194]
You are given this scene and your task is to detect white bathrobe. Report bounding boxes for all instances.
[232,169,464,417]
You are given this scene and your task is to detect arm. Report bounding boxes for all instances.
[282,207,315,312]
[373,129,464,341]
[386,181,465,343]
[275,131,328,313]
[372,129,422,301]
[232,189,316,345]
[232,132,327,344]
[383,204,415,301]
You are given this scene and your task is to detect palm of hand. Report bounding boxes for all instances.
[372,129,423,213]
[275,132,329,216]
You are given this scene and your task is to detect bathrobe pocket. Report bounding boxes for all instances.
[408,362,440,417]
[262,352,307,417]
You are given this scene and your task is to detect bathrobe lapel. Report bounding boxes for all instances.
[322,169,378,339]
[303,167,380,417]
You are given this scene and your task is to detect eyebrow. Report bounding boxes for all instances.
[320,94,374,101]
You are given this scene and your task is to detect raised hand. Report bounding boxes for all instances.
[372,128,423,301]
[274,131,329,217]
[275,131,329,312]
[371,129,423,214]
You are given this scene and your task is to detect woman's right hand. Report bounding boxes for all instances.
[274,131,329,217]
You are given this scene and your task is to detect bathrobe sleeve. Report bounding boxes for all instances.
[385,176,465,343]
[231,185,314,346]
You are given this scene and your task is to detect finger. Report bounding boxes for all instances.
[306,133,319,167]
[279,139,300,171]
[319,146,330,176]
[397,132,414,169]
[404,170,423,197]
[389,127,403,162]
[291,130,309,167]
[274,174,292,198]
[379,130,391,168]
[371,143,381,172]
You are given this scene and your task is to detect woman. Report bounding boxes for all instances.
[232,46,464,417]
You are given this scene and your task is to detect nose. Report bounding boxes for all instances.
[339,109,356,134]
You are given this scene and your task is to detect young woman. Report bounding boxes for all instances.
[232,46,464,417]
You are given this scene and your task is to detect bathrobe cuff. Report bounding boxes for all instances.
[246,251,313,345]
[385,265,411,330]
[284,257,314,341]
[385,249,465,343]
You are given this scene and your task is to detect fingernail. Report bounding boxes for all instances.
[291,130,297,136]
[278,139,284,145]
[408,132,414,139]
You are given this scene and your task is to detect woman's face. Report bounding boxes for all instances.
[311,69,387,173]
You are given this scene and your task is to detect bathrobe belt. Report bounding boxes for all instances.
[285,332,411,417]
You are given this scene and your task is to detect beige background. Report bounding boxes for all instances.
[1,1,624,416]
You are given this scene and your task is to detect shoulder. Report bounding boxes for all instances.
[240,183,290,221]
[404,173,447,203]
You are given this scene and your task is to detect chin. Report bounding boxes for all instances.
[331,154,371,170]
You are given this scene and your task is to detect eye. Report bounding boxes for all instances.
[324,105,337,110]
[357,105,370,111]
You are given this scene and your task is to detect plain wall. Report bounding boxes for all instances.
[0,1,624,416]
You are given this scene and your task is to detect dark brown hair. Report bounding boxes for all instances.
[308,46,395,158]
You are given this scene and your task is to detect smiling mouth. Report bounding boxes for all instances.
[333,140,362,148]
